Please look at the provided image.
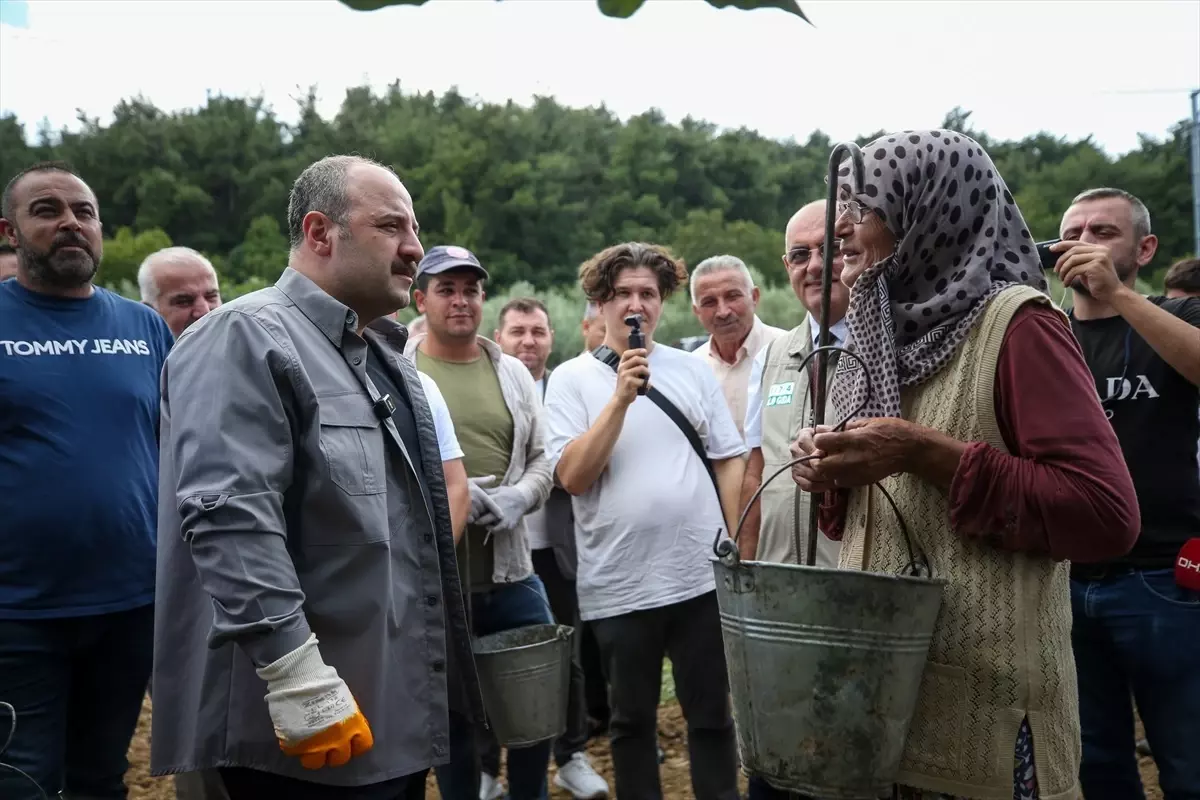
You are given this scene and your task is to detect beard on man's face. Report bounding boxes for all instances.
[17,228,100,289]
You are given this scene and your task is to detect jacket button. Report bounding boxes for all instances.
[424,533,432,543]
[426,595,438,607]
[352,356,362,365]
[432,660,445,672]
[433,744,445,756]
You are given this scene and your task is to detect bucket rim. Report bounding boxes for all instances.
[711,557,948,588]
[471,622,573,656]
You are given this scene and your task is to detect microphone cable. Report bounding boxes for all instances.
[0,701,51,800]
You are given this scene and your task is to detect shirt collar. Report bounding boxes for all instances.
[275,267,359,349]
[808,313,849,348]
[703,315,767,366]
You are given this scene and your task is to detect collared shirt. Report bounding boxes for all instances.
[692,315,786,438]
[152,268,481,785]
[744,314,848,448]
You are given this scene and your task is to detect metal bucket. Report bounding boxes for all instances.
[472,623,574,747]
[714,559,945,799]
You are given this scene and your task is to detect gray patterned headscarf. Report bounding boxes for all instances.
[830,130,1048,423]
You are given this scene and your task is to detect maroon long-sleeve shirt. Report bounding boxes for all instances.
[818,304,1139,563]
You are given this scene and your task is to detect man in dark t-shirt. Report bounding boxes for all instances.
[1056,188,1200,800]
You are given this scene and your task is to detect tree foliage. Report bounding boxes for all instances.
[0,89,1191,357]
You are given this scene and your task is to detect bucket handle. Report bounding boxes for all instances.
[463,538,570,645]
[712,344,932,579]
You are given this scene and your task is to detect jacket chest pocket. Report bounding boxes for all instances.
[318,396,386,496]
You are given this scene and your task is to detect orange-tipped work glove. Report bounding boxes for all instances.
[255,634,375,769]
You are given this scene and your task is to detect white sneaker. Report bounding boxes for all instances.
[480,772,505,800]
[554,752,609,799]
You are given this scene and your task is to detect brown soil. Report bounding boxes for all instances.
[124,697,1162,799]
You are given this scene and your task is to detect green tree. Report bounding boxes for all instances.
[226,215,289,284]
[98,226,173,297]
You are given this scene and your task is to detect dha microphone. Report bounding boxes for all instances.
[1175,538,1200,591]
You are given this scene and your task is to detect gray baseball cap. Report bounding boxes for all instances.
[415,245,490,281]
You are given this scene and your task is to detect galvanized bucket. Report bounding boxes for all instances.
[472,623,574,747]
[713,557,945,799]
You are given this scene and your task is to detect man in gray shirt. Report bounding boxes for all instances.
[152,155,483,799]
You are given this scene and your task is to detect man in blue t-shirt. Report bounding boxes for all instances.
[0,162,173,800]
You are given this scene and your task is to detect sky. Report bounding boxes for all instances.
[0,0,1197,156]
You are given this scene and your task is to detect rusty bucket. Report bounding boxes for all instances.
[713,558,945,798]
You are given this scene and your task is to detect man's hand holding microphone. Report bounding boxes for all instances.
[613,314,650,407]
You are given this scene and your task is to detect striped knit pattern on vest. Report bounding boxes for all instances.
[839,285,1080,800]
[755,324,841,567]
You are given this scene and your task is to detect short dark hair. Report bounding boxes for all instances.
[286,155,396,250]
[1070,187,1152,240]
[1164,257,1200,295]
[578,242,688,304]
[498,296,551,331]
[2,160,84,221]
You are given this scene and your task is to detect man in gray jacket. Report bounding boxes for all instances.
[152,155,483,799]
[405,246,555,800]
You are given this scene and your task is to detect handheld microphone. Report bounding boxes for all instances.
[1175,538,1200,591]
[625,314,647,395]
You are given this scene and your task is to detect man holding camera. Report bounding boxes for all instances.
[1055,188,1200,799]
[544,242,745,800]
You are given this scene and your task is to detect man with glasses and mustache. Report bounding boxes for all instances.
[739,200,846,568]
[0,162,174,800]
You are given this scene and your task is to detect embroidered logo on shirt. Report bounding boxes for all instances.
[766,381,795,407]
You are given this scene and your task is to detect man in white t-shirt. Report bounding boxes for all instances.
[544,242,746,800]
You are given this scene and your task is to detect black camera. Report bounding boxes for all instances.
[625,315,647,395]
[1036,238,1061,272]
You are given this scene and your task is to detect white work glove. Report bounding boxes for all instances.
[255,633,374,769]
[468,475,503,525]
[477,485,532,534]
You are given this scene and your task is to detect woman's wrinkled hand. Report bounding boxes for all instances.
[790,425,838,492]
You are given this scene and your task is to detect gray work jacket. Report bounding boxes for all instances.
[150,268,483,786]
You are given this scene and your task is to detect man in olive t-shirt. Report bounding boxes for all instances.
[415,347,513,590]
[405,246,554,800]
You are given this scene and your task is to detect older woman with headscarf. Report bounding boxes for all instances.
[790,131,1139,800]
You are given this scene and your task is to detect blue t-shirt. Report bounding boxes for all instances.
[0,279,174,618]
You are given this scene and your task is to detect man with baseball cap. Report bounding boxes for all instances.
[405,245,555,800]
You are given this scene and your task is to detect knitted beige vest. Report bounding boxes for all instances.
[839,285,1080,800]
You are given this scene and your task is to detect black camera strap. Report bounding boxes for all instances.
[591,345,723,512]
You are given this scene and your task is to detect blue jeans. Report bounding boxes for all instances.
[1071,569,1200,800]
[435,575,554,800]
[0,604,154,800]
